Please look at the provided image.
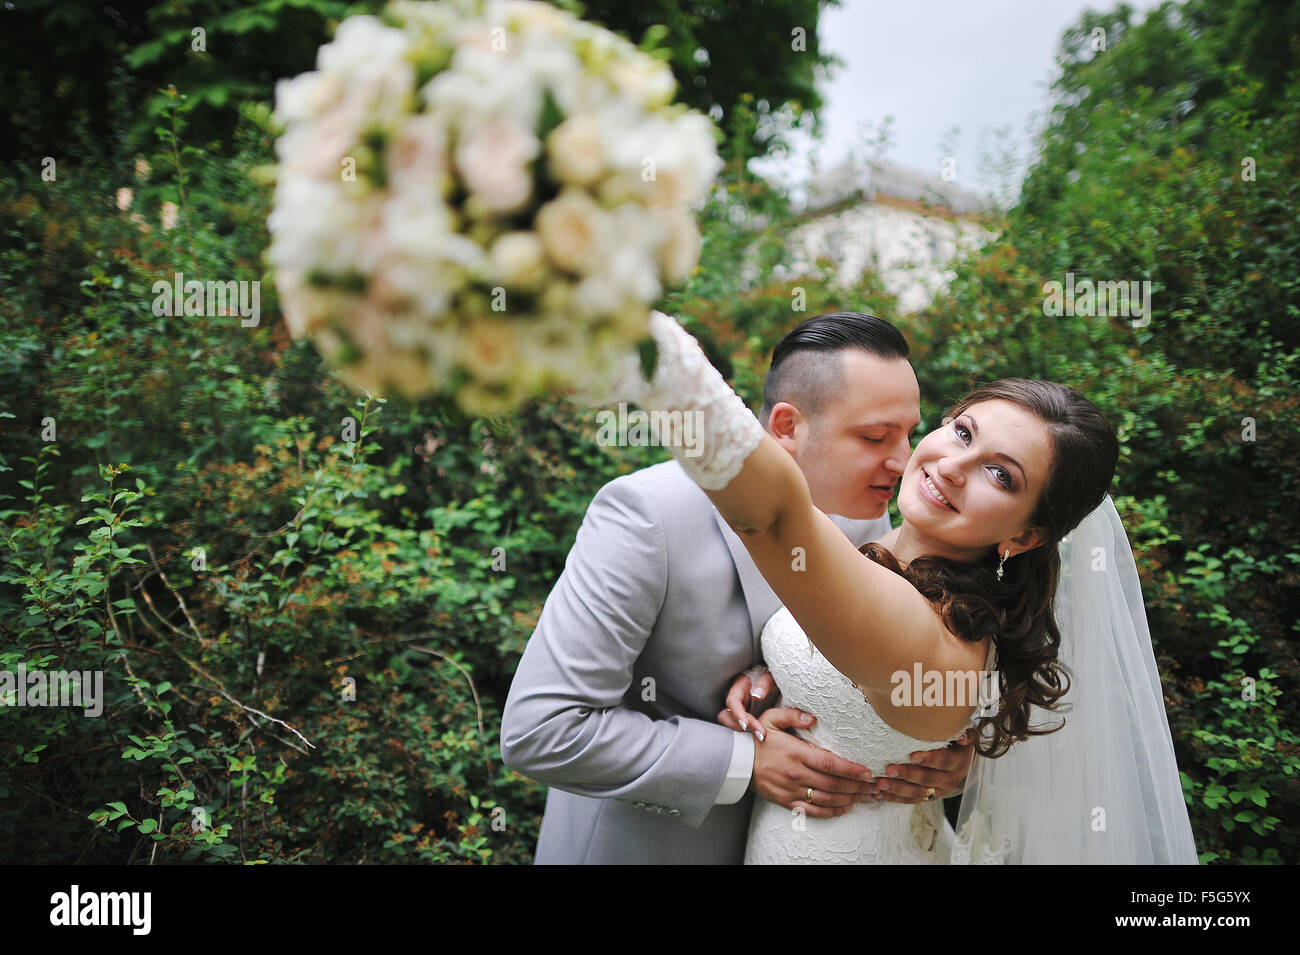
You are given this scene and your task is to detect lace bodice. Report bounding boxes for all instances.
[744,607,988,865]
[760,606,983,771]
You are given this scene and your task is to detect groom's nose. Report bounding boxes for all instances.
[883,435,909,474]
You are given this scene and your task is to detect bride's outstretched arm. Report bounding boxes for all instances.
[604,312,956,700]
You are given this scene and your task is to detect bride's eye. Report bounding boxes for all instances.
[953,422,972,444]
[988,465,1013,490]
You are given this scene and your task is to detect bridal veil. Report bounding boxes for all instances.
[952,495,1199,864]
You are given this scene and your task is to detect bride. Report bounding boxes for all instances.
[589,309,1198,865]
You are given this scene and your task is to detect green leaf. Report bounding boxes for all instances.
[638,337,658,381]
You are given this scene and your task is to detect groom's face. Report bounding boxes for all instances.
[772,350,920,520]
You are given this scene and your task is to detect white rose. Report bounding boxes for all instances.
[605,245,661,304]
[546,113,607,186]
[318,16,409,81]
[368,258,454,320]
[608,55,676,109]
[500,0,570,36]
[348,58,416,132]
[572,271,625,317]
[672,112,726,199]
[116,188,133,211]
[454,118,539,215]
[489,231,547,290]
[659,209,702,285]
[443,49,540,131]
[535,188,610,275]
[380,192,453,264]
[520,45,591,115]
[277,92,367,181]
[269,177,368,274]
[276,271,349,339]
[596,170,649,206]
[521,311,585,388]
[387,112,450,191]
[643,164,688,211]
[421,69,481,121]
[274,71,345,125]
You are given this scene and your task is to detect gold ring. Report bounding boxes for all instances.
[925,787,937,801]
[806,787,815,804]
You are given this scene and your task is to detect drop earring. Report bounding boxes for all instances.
[996,549,1009,581]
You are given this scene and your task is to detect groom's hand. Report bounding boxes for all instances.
[746,707,874,819]
[870,731,975,804]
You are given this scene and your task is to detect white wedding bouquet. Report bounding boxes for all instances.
[268,0,722,413]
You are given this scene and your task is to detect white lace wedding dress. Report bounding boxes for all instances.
[744,607,990,865]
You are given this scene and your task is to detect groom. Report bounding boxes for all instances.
[501,311,972,864]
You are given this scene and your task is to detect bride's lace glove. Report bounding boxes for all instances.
[576,310,765,491]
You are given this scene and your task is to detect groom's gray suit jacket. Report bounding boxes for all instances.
[500,460,889,864]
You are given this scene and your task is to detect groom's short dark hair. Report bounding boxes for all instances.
[760,311,911,426]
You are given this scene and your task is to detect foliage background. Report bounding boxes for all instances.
[0,0,1295,864]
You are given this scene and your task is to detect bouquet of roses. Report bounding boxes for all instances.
[268,0,722,413]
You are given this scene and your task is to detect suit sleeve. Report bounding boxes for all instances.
[500,474,741,828]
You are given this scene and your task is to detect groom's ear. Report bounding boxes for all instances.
[768,401,802,450]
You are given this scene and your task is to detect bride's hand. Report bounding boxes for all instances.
[717,668,778,734]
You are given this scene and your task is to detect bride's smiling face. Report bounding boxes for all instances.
[897,399,1054,562]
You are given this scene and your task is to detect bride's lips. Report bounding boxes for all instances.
[919,468,958,512]
[868,484,895,501]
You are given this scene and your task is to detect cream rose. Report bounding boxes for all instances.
[536,188,609,275]
[546,113,607,186]
[454,118,539,215]
[489,231,547,290]
[457,316,520,382]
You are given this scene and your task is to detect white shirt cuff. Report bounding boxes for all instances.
[714,731,756,805]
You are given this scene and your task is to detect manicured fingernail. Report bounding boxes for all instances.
[887,767,900,777]
[755,728,765,742]
[910,753,922,763]
[861,772,872,781]
[800,713,813,724]
[751,687,766,700]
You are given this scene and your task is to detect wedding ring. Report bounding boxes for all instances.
[925,787,937,801]
[806,788,815,804]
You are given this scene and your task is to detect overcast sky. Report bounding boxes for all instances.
[752,0,1168,206]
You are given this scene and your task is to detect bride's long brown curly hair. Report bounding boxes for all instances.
[860,379,1119,758]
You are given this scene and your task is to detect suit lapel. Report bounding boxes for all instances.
[712,510,781,649]
[711,508,893,653]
